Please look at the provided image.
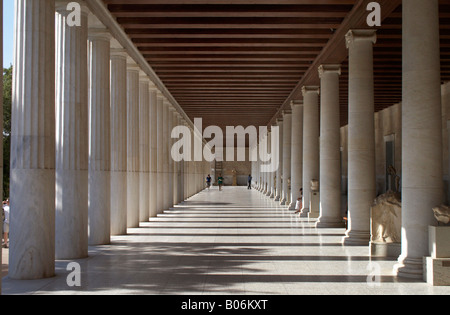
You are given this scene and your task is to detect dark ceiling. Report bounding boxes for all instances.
[103,0,450,131]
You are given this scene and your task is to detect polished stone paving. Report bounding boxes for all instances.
[2,186,450,295]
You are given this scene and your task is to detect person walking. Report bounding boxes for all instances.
[248,174,253,190]
[206,174,212,190]
[218,174,224,191]
[3,199,10,248]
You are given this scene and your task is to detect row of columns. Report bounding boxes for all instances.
[8,0,208,281]
[253,0,443,279]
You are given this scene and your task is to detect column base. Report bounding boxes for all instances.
[342,230,370,246]
[274,195,281,202]
[315,217,346,228]
[299,207,309,218]
[288,202,297,210]
[269,193,275,199]
[280,198,287,206]
[394,257,425,280]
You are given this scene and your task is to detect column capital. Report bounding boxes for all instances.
[127,62,140,73]
[290,100,303,110]
[276,117,284,124]
[302,86,320,97]
[139,70,150,83]
[318,64,342,78]
[345,29,377,49]
[156,90,164,100]
[149,80,158,91]
[88,28,111,42]
[282,108,292,116]
[110,48,127,59]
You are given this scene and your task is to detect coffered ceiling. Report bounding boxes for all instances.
[103,0,450,132]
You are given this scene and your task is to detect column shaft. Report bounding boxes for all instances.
[149,85,158,217]
[139,74,150,222]
[300,87,320,216]
[88,29,111,246]
[110,49,127,235]
[127,64,140,228]
[10,0,56,279]
[275,119,283,201]
[156,93,164,213]
[317,65,345,228]
[342,30,377,246]
[396,0,443,279]
[290,101,304,210]
[55,3,89,259]
[281,111,292,205]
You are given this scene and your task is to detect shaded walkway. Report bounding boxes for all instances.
[2,187,449,295]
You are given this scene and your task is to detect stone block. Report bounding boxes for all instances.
[429,226,450,258]
[423,257,450,286]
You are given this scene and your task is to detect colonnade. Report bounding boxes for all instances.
[252,0,444,280]
[5,0,445,286]
[8,0,209,281]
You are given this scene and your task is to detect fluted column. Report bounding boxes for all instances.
[289,101,304,210]
[342,30,377,246]
[281,110,292,205]
[300,86,320,217]
[139,72,150,222]
[156,92,165,213]
[316,65,345,228]
[275,118,284,201]
[87,29,111,246]
[265,131,272,196]
[10,0,56,280]
[127,63,140,228]
[395,0,443,279]
[55,1,89,260]
[149,83,158,217]
[163,99,171,209]
[110,49,127,236]
[167,105,175,208]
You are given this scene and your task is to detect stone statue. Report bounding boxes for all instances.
[432,205,450,225]
[371,191,402,243]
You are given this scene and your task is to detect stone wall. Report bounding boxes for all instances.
[340,81,450,203]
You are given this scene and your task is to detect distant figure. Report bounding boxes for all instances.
[218,174,224,191]
[294,188,303,214]
[248,174,253,190]
[206,174,212,190]
[3,199,10,248]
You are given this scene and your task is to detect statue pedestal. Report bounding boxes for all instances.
[423,226,450,286]
[370,241,401,258]
[308,191,320,219]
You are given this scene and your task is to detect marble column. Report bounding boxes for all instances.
[289,101,304,210]
[275,118,284,201]
[139,72,150,222]
[87,29,111,246]
[149,83,158,217]
[281,110,292,205]
[127,63,140,229]
[110,49,128,236]
[55,2,89,260]
[395,0,443,279]
[167,106,175,208]
[265,131,272,197]
[156,92,165,213]
[10,0,56,279]
[163,99,171,209]
[316,65,345,228]
[342,30,377,246]
[300,86,320,216]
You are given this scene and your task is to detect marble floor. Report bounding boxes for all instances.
[2,186,450,295]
